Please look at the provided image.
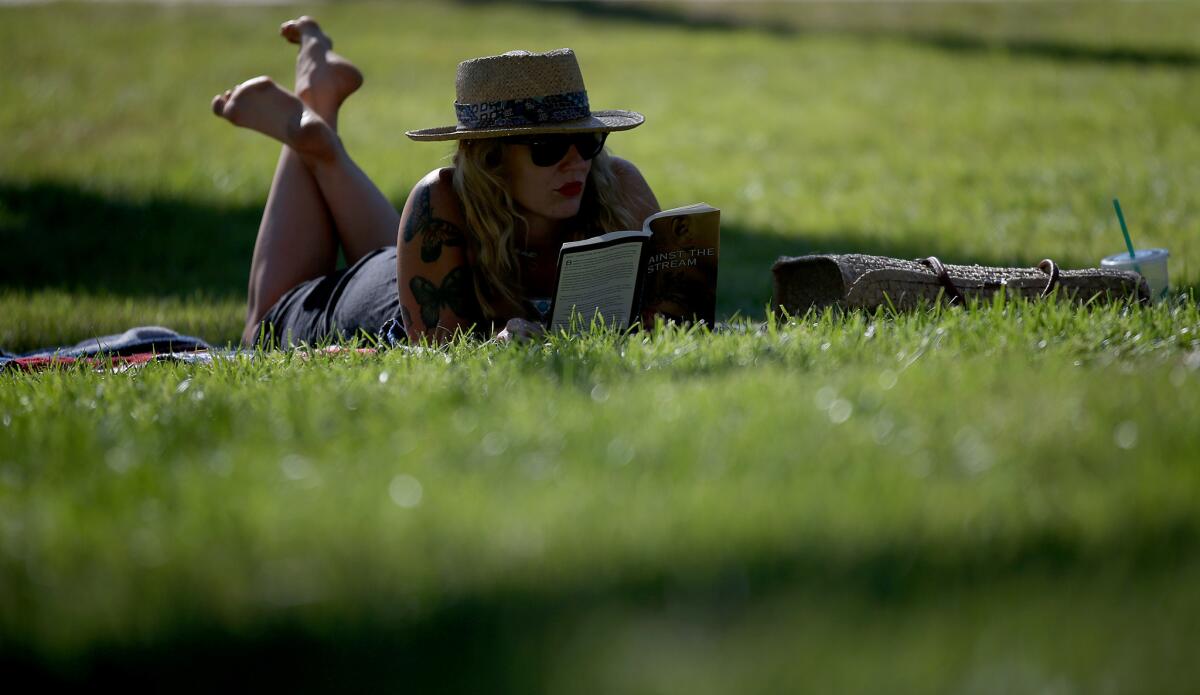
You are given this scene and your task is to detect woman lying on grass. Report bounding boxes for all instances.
[211,17,660,346]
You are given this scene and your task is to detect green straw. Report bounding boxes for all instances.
[1112,198,1137,260]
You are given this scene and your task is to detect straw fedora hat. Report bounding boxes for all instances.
[405,48,643,141]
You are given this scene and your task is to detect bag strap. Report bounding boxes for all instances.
[917,256,965,305]
[1038,258,1060,298]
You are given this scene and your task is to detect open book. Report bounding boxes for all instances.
[547,203,720,331]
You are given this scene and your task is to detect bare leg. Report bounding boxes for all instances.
[277,17,398,262]
[211,18,399,344]
[213,78,340,344]
[247,148,338,344]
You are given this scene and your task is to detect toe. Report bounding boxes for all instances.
[246,76,274,91]
[280,19,300,43]
[211,94,226,116]
[297,16,326,39]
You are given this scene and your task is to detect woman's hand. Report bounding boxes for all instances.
[496,317,546,343]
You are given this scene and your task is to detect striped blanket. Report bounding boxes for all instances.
[0,326,383,373]
[1,326,212,373]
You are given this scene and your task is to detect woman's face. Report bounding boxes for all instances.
[501,139,593,225]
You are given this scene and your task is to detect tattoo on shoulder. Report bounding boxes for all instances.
[402,185,466,263]
[401,186,430,243]
[409,265,478,330]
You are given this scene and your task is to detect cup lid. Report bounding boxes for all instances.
[1101,248,1169,264]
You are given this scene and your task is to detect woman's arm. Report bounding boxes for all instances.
[396,170,481,343]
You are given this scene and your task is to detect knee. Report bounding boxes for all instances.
[242,305,271,347]
[241,319,262,348]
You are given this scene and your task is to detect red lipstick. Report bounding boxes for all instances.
[556,181,583,197]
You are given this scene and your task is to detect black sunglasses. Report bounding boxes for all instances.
[503,132,608,167]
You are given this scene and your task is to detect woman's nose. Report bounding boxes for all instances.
[560,145,586,168]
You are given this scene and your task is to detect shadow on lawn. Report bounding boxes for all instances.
[465,0,1200,68]
[3,516,1194,691]
[0,180,262,299]
[3,179,1147,320]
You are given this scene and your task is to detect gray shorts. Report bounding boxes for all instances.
[256,246,401,347]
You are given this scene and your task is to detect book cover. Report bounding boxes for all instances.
[640,205,720,327]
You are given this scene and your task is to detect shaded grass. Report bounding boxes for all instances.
[554,0,1200,61]
[10,565,1200,693]
[0,180,262,298]
[0,289,245,353]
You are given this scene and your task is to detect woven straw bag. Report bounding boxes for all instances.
[772,254,1149,314]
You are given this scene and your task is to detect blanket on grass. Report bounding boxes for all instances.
[0,326,214,373]
[0,326,383,373]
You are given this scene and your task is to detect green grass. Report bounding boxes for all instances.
[4,300,1200,690]
[3,0,1199,349]
[4,1,1200,690]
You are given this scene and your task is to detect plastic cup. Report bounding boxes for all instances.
[1101,248,1169,301]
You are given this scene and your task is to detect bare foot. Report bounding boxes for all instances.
[211,76,337,160]
[280,16,363,123]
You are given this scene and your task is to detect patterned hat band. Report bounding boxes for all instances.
[454,90,591,130]
[406,49,643,141]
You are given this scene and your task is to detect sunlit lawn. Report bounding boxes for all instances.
[3,1,1200,691]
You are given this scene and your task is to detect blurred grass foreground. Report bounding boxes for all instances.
[3,1,1200,692]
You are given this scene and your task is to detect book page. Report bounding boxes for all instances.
[549,237,647,331]
[640,203,720,233]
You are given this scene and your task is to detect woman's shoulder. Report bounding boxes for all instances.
[407,167,464,222]
[606,156,660,221]
[412,168,463,211]
[608,155,647,182]
[400,168,471,257]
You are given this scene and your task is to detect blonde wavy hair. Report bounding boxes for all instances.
[452,138,641,321]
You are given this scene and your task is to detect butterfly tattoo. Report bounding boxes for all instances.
[402,186,465,263]
[409,265,476,330]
